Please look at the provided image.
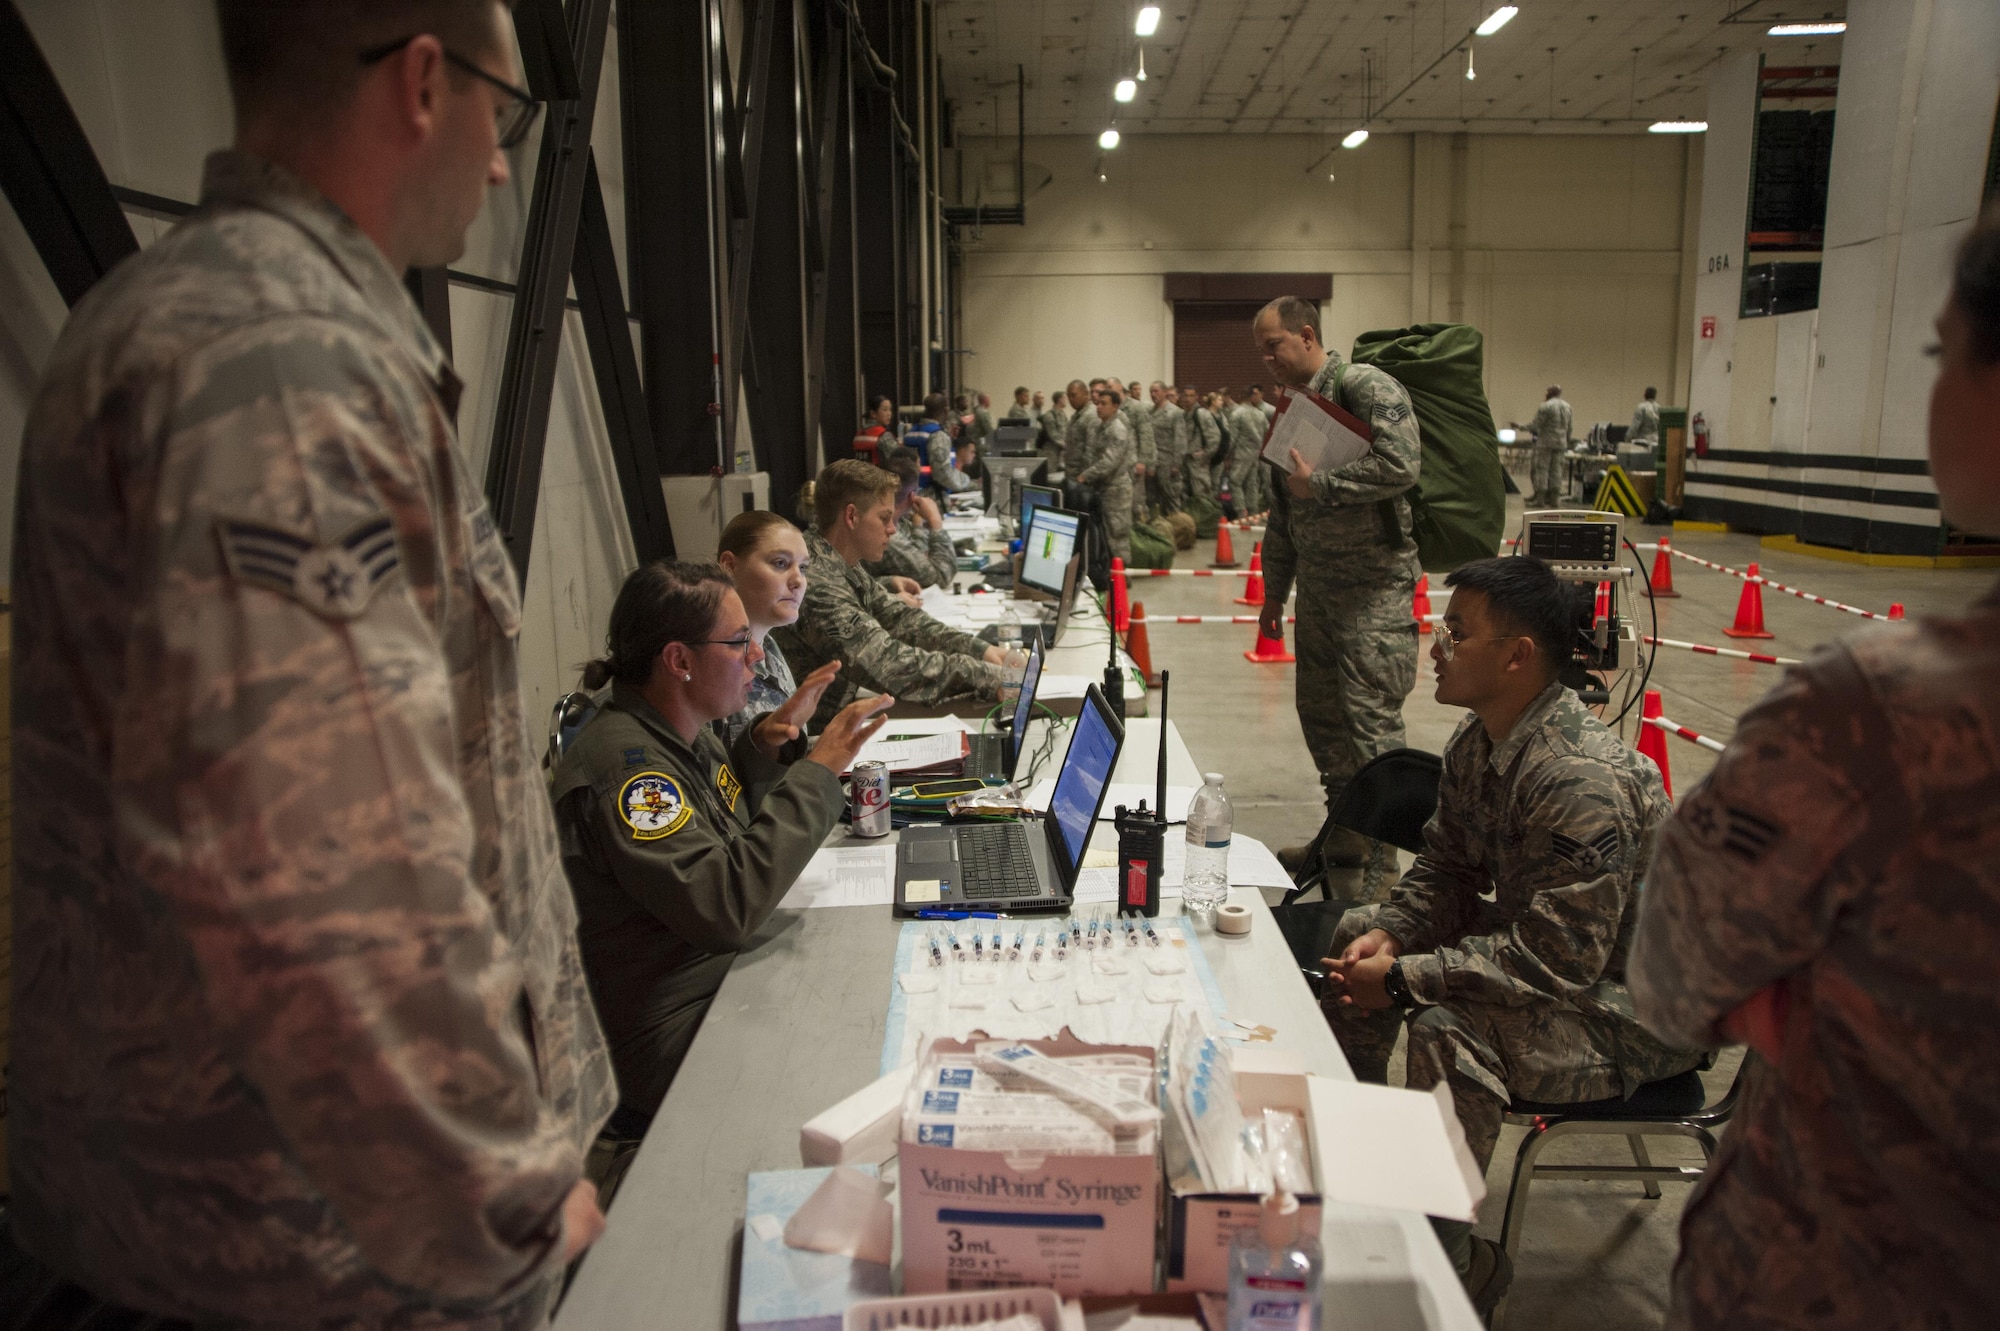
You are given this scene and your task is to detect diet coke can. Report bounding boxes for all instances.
[850,760,892,838]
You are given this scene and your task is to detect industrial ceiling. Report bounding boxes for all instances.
[936,0,1845,136]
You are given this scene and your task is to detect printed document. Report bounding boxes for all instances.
[1262,384,1373,475]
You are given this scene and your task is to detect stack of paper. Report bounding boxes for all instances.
[1262,385,1373,476]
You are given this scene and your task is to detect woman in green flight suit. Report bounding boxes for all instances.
[552,561,892,1131]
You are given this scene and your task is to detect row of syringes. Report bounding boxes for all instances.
[925,908,1164,968]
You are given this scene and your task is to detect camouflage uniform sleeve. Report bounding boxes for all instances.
[1133,409,1157,467]
[1397,755,1642,1008]
[801,565,1002,705]
[1262,478,1298,606]
[1312,366,1421,505]
[1080,420,1133,487]
[1370,724,1485,952]
[918,523,958,586]
[141,319,583,1301]
[1194,409,1221,461]
[576,733,843,952]
[1629,651,1876,1049]
[928,433,973,491]
[1064,412,1093,474]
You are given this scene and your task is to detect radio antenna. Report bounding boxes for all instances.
[1155,669,1169,825]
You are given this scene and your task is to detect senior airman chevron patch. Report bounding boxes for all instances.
[216,514,402,621]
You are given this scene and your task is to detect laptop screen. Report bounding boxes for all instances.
[1050,690,1121,873]
[1008,636,1045,777]
[1021,506,1081,597]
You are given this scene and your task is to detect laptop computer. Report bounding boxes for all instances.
[893,683,1125,916]
[1005,635,1046,779]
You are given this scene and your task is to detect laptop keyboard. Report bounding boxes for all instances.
[958,822,1041,899]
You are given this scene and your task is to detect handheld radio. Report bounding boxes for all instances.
[1114,669,1168,917]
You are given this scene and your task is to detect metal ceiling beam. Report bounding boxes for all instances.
[0,0,138,307]
[484,0,613,583]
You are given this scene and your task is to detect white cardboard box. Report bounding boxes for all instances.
[898,1034,1160,1298]
[1164,1049,1486,1294]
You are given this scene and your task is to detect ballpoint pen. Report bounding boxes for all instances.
[915,909,1002,921]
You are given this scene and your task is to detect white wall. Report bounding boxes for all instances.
[1,0,642,724]
[952,130,1697,432]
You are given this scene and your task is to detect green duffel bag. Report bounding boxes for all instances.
[1128,520,1176,570]
[1185,493,1223,540]
[1349,323,1508,573]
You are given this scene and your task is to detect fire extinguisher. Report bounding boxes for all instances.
[1692,411,1710,459]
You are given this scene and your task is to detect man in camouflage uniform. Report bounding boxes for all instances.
[1324,557,1702,1314]
[1149,380,1189,513]
[1626,214,2000,1331]
[1188,388,1223,502]
[1629,385,1661,447]
[776,459,1012,727]
[1041,380,1084,461]
[1256,297,1421,896]
[1528,384,1572,507]
[1117,378,1156,526]
[1068,387,1135,561]
[7,3,615,1325]
[866,452,957,589]
[1224,386,1270,517]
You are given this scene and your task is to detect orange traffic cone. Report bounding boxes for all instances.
[1636,689,1672,798]
[1244,617,1296,665]
[1889,603,1905,621]
[1648,539,1682,598]
[1234,544,1266,606]
[1411,574,1433,633]
[1110,557,1130,634]
[1126,601,1159,687]
[1722,562,1775,639]
[1212,523,1239,568]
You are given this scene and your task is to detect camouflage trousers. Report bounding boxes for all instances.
[1295,589,1420,906]
[1155,450,1187,513]
[1096,479,1134,561]
[1229,446,1265,515]
[1530,445,1565,507]
[1132,470,1152,527]
[1185,454,1215,502]
[1324,909,1628,1174]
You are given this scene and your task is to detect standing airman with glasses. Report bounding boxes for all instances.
[9,3,606,1326]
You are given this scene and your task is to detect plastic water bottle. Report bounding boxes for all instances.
[997,606,1024,714]
[1183,773,1233,927]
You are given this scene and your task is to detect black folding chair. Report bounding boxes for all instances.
[1270,747,1442,979]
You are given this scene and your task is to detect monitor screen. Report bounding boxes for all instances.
[1008,636,1045,776]
[1020,506,1081,598]
[1050,688,1122,873]
[1019,484,1061,536]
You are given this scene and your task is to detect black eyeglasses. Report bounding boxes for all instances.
[684,635,757,659]
[360,37,543,149]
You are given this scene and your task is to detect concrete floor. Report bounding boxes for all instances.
[1138,484,1997,1329]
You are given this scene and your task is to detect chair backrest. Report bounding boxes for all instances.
[1325,747,1443,855]
[545,691,601,770]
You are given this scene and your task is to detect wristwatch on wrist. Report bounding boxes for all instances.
[1383,958,1417,1009]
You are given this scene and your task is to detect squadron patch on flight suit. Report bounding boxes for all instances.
[715,763,743,813]
[619,772,692,841]
[216,514,401,621]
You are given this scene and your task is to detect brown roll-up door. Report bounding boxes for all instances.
[1172,302,1275,397]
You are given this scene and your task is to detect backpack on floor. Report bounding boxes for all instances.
[1346,323,1508,573]
[1128,520,1176,570]
[1163,511,1197,551]
[1186,493,1222,540]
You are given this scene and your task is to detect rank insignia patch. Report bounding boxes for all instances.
[1549,827,1622,875]
[715,763,743,813]
[217,514,401,621]
[622,747,648,768]
[619,772,692,840]
[1374,401,1411,425]
[1684,797,1783,862]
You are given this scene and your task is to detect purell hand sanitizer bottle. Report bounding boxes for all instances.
[1227,1192,1323,1331]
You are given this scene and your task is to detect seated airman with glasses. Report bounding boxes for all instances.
[1319,555,1703,1315]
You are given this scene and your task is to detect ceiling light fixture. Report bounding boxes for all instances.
[1342,128,1370,148]
[1465,47,1477,80]
[1135,6,1161,37]
[1115,78,1136,102]
[1648,119,1708,133]
[1137,48,1149,81]
[1768,21,1847,36]
[1100,128,1122,149]
[1475,6,1518,37]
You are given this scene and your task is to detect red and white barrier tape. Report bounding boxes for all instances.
[1666,548,1894,621]
[1141,615,1299,625]
[1645,713,1728,753]
[1642,635,1801,667]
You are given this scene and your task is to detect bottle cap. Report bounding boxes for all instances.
[1203,772,1224,785]
[1260,1190,1301,1246]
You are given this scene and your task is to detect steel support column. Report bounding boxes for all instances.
[852,0,911,413]
[484,0,612,583]
[805,1,861,462]
[0,0,138,306]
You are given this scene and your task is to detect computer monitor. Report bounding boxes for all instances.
[1019,483,1062,538]
[1020,506,1083,599]
[1049,685,1123,879]
[1007,635,1046,779]
[992,423,1038,454]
